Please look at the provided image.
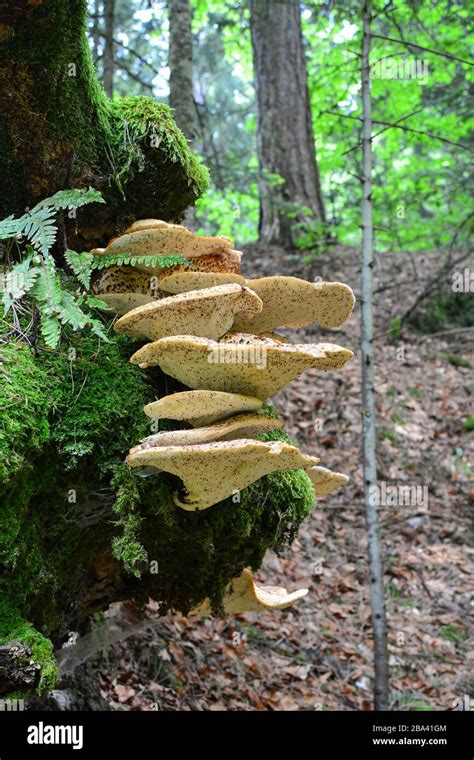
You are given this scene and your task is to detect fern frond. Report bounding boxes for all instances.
[1,256,38,313]
[32,188,104,213]
[32,265,63,306]
[58,291,90,331]
[88,317,110,343]
[64,250,95,289]
[93,253,193,270]
[40,313,61,349]
[0,215,20,241]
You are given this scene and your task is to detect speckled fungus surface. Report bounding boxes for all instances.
[130,333,353,398]
[114,284,262,341]
[234,276,356,332]
[87,218,355,615]
[143,390,264,427]
[139,413,282,447]
[192,568,308,615]
[126,438,318,511]
[159,271,246,294]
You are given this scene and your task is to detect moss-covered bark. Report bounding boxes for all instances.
[0,0,208,249]
[0,331,316,696]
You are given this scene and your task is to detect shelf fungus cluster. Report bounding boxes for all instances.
[91,220,354,615]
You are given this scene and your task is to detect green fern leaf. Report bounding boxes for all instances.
[1,257,38,313]
[32,265,63,306]
[93,252,193,270]
[64,250,95,289]
[58,291,90,330]
[0,215,21,241]
[89,318,110,342]
[40,313,61,349]
[32,188,104,213]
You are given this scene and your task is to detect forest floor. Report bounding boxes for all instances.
[97,244,473,712]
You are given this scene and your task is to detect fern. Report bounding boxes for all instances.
[1,189,109,349]
[1,254,38,313]
[31,188,104,213]
[40,313,61,349]
[93,252,194,269]
[64,249,95,289]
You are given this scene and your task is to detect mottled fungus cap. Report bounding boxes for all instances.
[233,276,355,333]
[137,413,283,447]
[130,333,354,399]
[114,284,263,341]
[126,438,318,511]
[158,270,246,294]
[96,293,156,316]
[305,466,349,498]
[192,568,308,615]
[143,390,264,427]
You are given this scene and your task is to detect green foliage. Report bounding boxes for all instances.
[462,416,474,433]
[0,190,108,348]
[91,252,193,270]
[410,291,474,334]
[0,600,58,693]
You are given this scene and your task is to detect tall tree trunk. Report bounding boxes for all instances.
[168,0,197,144]
[249,0,326,248]
[360,0,390,711]
[102,0,115,97]
[0,0,207,249]
[168,0,198,228]
[92,0,101,66]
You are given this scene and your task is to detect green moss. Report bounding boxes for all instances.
[0,1,208,220]
[110,428,316,614]
[109,96,209,221]
[0,344,51,481]
[0,333,316,692]
[0,600,58,693]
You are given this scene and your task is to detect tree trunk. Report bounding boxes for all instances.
[92,0,101,66]
[102,0,115,97]
[249,0,326,248]
[168,0,197,144]
[0,0,208,250]
[360,0,390,711]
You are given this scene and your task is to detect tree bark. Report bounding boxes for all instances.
[103,0,115,97]
[249,0,326,248]
[92,0,101,66]
[168,0,197,144]
[0,0,207,250]
[168,0,198,228]
[360,0,390,711]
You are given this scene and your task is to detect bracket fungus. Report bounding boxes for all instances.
[85,218,354,616]
[192,568,308,615]
[126,438,318,511]
[138,413,282,448]
[93,221,242,276]
[158,271,246,294]
[130,333,353,399]
[114,284,263,341]
[306,466,349,497]
[143,390,264,427]
[233,276,356,333]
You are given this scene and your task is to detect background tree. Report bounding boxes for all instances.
[0,0,207,249]
[103,0,116,96]
[249,0,326,248]
[169,0,198,144]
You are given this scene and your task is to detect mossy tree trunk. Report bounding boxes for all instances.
[0,0,208,251]
[0,1,315,702]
